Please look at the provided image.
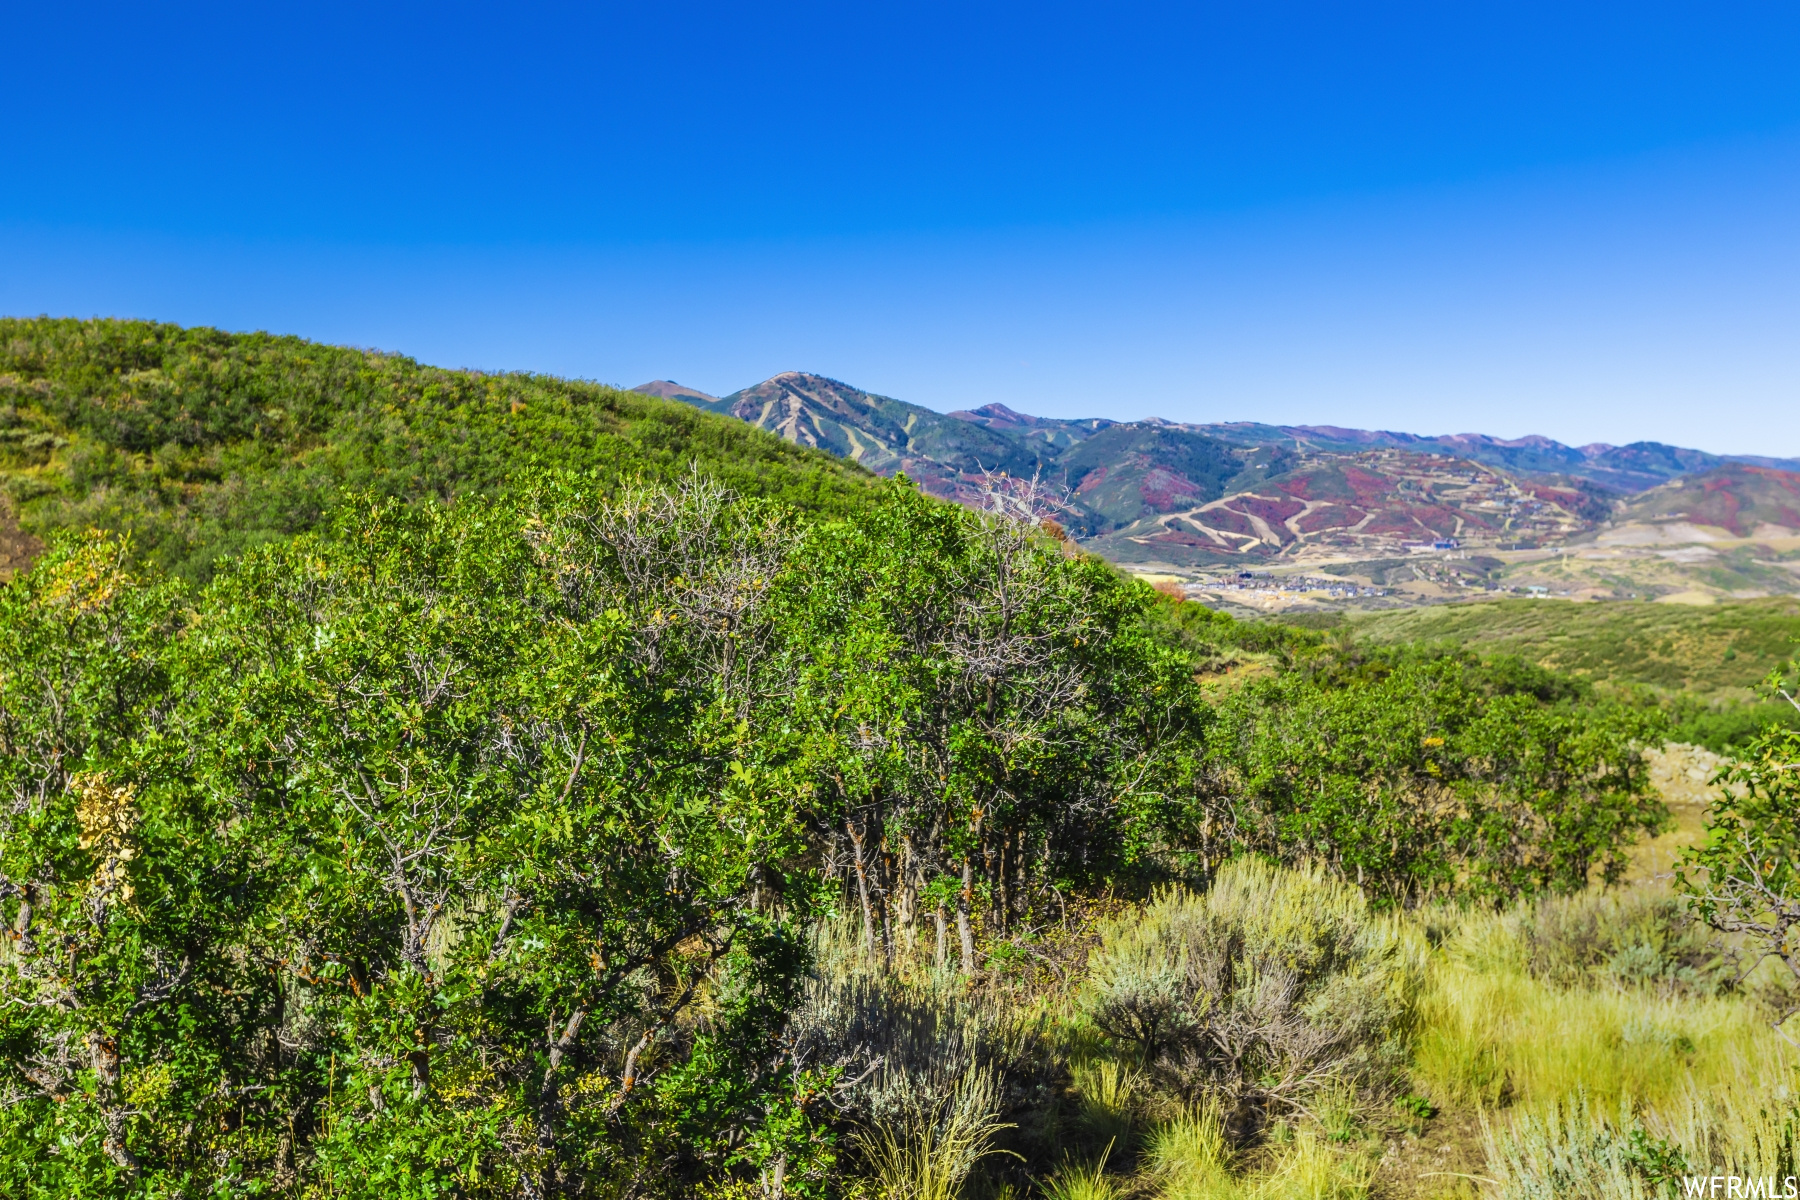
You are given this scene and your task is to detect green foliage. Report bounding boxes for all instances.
[1663,693,1800,753]
[781,484,1205,969]
[0,535,234,1189]
[0,483,838,1195]
[1196,653,1666,903]
[1142,591,1323,669]
[1348,596,1800,751]
[0,316,880,583]
[1678,666,1800,1029]
[0,451,1697,1194]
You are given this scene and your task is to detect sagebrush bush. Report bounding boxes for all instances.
[1476,1049,1800,1195]
[1081,860,1422,1140]
[1482,1096,1664,1200]
[787,963,1057,1132]
[786,937,1068,1195]
[1512,890,1731,997]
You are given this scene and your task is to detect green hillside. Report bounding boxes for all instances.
[1344,596,1800,748]
[0,318,881,582]
[1349,596,1800,698]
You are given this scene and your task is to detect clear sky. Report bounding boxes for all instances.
[4,2,1798,454]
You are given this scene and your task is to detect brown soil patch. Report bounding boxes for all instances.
[0,495,42,581]
[1374,1106,1489,1199]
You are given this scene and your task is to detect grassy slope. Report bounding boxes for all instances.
[1347,596,1800,698]
[0,318,882,582]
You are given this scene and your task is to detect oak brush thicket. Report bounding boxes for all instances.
[0,471,1676,1198]
[0,316,881,584]
[0,318,1713,1198]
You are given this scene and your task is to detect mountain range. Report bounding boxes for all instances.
[635,373,1800,572]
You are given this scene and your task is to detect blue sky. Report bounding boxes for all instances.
[4,2,1798,453]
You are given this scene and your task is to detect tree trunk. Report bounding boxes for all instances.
[997,835,1010,934]
[897,836,917,957]
[537,1008,587,1195]
[847,819,875,956]
[86,1029,138,1176]
[1015,827,1029,924]
[957,858,976,976]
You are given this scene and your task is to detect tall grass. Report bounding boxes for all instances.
[1040,1143,1123,1200]
[1070,1058,1142,1147]
[1253,1127,1376,1200]
[1147,1106,1234,1199]
[851,1065,1017,1200]
[1482,1076,1800,1197]
[804,866,1798,1198]
[1408,894,1799,1195]
[1136,1107,1375,1200]
[1413,907,1784,1112]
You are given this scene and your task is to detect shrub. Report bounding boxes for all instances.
[1480,1081,1800,1200]
[1481,1096,1669,1200]
[1080,861,1420,1140]
[786,966,1055,1133]
[1514,890,1732,998]
[1202,658,1667,905]
[1679,680,1800,1034]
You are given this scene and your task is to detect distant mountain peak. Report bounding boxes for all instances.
[953,402,1032,421]
[1440,433,1568,451]
[763,370,856,390]
[632,379,723,406]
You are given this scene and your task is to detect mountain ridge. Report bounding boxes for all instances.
[637,377,1799,493]
[635,374,1800,596]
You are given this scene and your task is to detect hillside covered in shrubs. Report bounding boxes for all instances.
[2,319,1797,1199]
[0,318,879,584]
